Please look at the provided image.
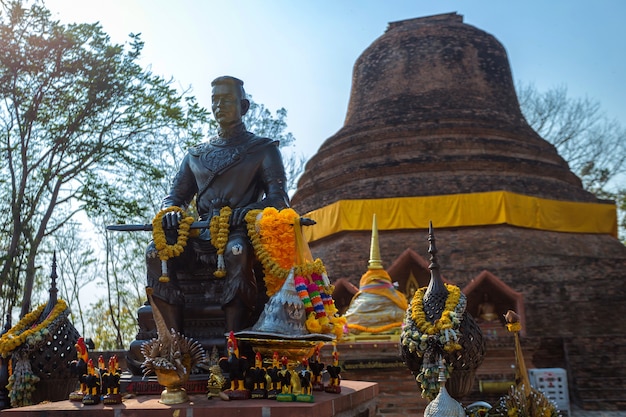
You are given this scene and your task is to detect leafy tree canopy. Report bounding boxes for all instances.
[0,0,210,317]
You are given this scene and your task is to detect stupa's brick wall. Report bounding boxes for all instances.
[293,13,593,213]
[291,13,626,410]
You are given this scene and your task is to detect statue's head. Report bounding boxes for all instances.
[211,76,250,127]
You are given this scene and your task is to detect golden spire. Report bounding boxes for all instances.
[368,214,383,270]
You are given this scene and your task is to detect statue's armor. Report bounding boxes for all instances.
[147,122,289,313]
[164,124,289,220]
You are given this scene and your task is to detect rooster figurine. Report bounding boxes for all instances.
[68,337,89,401]
[309,346,325,391]
[219,331,250,400]
[249,352,267,399]
[266,351,282,399]
[325,345,342,394]
[102,355,122,405]
[81,359,101,405]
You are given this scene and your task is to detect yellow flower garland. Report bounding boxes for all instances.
[245,207,343,338]
[410,283,461,336]
[209,207,232,278]
[152,206,196,283]
[245,208,329,296]
[506,322,522,333]
[246,208,297,295]
[401,283,464,400]
[0,299,68,358]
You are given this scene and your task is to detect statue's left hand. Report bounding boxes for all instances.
[230,207,249,227]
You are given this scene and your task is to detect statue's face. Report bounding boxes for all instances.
[212,83,244,127]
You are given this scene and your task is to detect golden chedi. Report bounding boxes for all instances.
[344,215,408,334]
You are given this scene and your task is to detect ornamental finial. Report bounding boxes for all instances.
[50,251,58,294]
[41,251,59,321]
[427,221,439,271]
[423,222,448,322]
[368,214,384,270]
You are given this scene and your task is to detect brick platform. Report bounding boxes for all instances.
[0,380,378,417]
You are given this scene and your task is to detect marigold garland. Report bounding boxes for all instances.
[506,322,522,333]
[410,283,462,337]
[329,315,347,339]
[152,206,196,283]
[245,207,303,296]
[246,207,330,297]
[209,206,232,278]
[0,299,68,358]
[401,283,465,400]
[245,207,343,338]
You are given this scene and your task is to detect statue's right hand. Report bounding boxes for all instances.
[162,211,182,229]
[162,211,182,243]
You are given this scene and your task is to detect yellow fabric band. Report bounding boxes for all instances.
[357,270,408,311]
[301,191,617,242]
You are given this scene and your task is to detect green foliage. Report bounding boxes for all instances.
[244,98,295,148]
[82,298,141,351]
[243,96,303,193]
[0,0,209,318]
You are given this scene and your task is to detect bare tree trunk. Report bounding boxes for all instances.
[19,180,62,317]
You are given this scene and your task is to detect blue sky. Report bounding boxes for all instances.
[45,0,626,159]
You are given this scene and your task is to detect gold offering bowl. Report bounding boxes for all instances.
[237,337,327,365]
[155,368,190,404]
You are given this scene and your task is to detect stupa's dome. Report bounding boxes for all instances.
[292,13,594,213]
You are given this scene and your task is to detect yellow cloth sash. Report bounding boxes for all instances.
[355,269,408,311]
[301,191,617,242]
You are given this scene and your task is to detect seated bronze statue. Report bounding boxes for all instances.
[477,293,499,322]
[128,76,290,373]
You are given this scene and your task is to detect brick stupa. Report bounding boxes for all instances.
[291,13,626,409]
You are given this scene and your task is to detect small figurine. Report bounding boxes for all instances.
[266,351,282,400]
[249,352,267,399]
[325,345,341,394]
[68,337,89,401]
[207,364,227,400]
[309,346,325,391]
[102,355,122,405]
[97,354,107,377]
[219,332,250,400]
[276,356,296,402]
[477,293,499,322]
[296,358,314,402]
[82,359,101,405]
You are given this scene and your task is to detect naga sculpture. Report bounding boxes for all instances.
[140,287,205,404]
